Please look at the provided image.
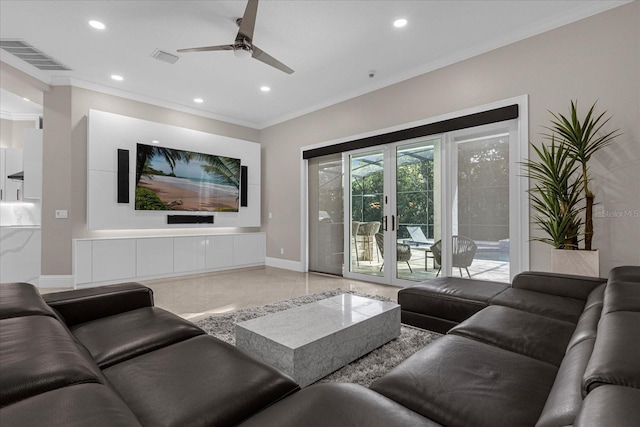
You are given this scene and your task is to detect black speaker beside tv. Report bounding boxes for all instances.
[117,149,129,203]
[240,165,248,207]
[167,215,214,224]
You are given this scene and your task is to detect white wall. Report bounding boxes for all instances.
[86,110,260,230]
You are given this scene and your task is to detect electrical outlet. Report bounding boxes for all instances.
[55,210,68,219]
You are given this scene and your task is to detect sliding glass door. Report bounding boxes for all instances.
[344,139,442,285]
[309,113,524,285]
[308,154,344,275]
[394,139,441,282]
[347,149,389,282]
[448,127,511,281]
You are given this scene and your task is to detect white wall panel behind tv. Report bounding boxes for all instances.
[87,110,260,230]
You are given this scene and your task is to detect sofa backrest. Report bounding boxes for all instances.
[0,282,142,426]
[0,282,58,320]
[534,281,605,427]
[582,266,640,394]
[537,266,640,427]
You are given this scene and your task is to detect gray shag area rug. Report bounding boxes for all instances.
[195,289,441,388]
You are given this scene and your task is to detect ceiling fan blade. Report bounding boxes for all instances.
[252,45,294,74]
[237,0,258,41]
[177,45,234,53]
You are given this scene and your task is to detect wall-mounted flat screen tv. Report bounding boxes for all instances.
[135,143,241,212]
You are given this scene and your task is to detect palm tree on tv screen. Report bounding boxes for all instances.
[201,156,241,189]
[135,144,191,186]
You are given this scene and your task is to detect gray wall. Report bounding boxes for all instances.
[259,2,640,275]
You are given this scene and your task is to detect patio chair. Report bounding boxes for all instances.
[430,235,477,278]
[351,221,361,265]
[375,233,413,273]
[358,221,381,262]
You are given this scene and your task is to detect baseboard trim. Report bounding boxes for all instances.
[265,257,304,272]
[38,275,74,288]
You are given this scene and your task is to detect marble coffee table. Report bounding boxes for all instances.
[235,294,400,387]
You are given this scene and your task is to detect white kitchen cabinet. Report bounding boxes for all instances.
[174,236,206,273]
[205,235,235,269]
[92,239,136,283]
[0,148,24,201]
[234,233,262,266]
[74,232,264,287]
[136,237,174,277]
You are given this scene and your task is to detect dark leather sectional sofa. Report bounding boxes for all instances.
[1,265,639,426]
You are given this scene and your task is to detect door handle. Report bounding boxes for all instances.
[392,215,396,231]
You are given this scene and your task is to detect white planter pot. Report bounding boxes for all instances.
[551,248,600,277]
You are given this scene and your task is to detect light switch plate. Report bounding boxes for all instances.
[55,209,68,219]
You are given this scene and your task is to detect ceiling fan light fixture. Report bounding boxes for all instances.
[234,46,252,60]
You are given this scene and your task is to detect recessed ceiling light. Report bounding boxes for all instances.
[194,98,204,103]
[152,140,160,144]
[260,86,271,92]
[89,20,106,30]
[23,97,30,102]
[111,74,124,81]
[393,18,408,28]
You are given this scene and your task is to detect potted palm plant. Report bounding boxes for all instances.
[523,101,620,276]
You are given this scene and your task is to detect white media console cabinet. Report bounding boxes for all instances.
[73,232,265,288]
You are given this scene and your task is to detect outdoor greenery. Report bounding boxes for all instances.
[523,101,620,249]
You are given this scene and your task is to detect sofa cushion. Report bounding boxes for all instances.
[575,385,640,427]
[536,338,596,427]
[449,305,574,366]
[491,287,585,323]
[583,283,606,311]
[370,335,557,427]
[0,282,57,320]
[238,383,441,427]
[0,316,103,407]
[566,303,602,350]
[606,265,640,284]
[511,271,606,300]
[44,282,154,327]
[0,383,142,427]
[602,281,640,314]
[582,311,640,393]
[70,307,204,368]
[104,335,299,427]
[399,278,508,332]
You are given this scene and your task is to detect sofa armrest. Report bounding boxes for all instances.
[43,282,154,327]
[512,271,606,301]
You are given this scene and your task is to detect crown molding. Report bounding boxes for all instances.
[49,76,259,129]
[256,0,630,129]
[0,110,40,121]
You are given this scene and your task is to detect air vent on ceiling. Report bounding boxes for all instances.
[0,39,72,71]
[151,49,179,64]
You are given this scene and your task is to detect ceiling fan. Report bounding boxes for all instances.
[177,0,294,74]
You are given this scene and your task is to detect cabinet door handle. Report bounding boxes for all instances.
[392,215,396,231]
[17,189,20,200]
[0,189,3,200]
[382,215,388,231]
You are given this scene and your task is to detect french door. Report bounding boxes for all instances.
[344,137,441,285]
[343,120,519,285]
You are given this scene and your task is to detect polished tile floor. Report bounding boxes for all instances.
[41,267,401,323]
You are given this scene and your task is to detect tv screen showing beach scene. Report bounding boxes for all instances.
[135,143,241,212]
